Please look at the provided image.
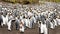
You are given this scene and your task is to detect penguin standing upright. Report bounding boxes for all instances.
[19,19,24,33]
[40,13,48,34]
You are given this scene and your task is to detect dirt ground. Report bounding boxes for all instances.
[0,24,60,34]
